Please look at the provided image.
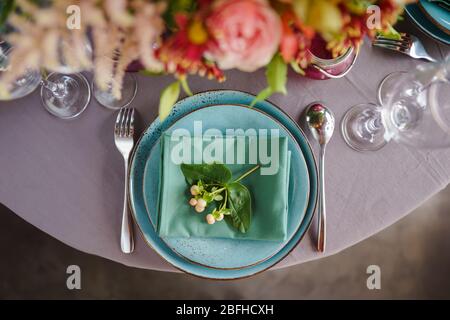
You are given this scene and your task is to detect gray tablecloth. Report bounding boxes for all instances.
[1,24,449,272]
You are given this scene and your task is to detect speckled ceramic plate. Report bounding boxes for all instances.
[129,90,318,279]
[419,0,450,34]
[142,104,310,270]
[406,3,450,45]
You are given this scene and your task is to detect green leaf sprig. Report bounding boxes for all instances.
[251,53,288,107]
[181,163,260,233]
[158,76,193,121]
[159,81,180,121]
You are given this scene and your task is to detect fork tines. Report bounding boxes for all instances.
[115,108,135,138]
[373,33,411,53]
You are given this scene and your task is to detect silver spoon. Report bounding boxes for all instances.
[305,102,335,252]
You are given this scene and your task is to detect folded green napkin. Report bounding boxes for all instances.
[157,133,290,241]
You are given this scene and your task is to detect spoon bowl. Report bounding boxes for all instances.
[305,102,335,146]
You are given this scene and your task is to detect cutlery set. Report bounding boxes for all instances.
[114,104,334,255]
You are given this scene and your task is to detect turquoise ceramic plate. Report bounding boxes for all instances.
[129,90,318,279]
[406,3,450,45]
[142,104,310,269]
[419,0,450,34]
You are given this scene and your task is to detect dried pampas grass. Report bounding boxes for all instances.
[0,0,166,100]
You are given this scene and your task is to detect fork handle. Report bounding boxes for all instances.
[121,156,134,254]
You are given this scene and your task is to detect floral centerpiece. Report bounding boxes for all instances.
[0,0,414,118]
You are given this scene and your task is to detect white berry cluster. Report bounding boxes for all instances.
[188,181,230,225]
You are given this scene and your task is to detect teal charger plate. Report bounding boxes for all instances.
[142,104,310,269]
[129,90,318,279]
[406,3,450,45]
[419,0,450,34]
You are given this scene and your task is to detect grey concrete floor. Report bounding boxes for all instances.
[1,185,450,299]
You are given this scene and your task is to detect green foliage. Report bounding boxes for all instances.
[0,0,14,33]
[251,53,288,106]
[266,53,288,95]
[179,76,193,96]
[157,76,193,121]
[290,61,305,75]
[139,69,165,77]
[163,0,197,30]
[159,81,180,121]
[225,182,251,234]
[344,0,373,15]
[376,24,402,40]
[181,163,232,185]
[0,0,52,34]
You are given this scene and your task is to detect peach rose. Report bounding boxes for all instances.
[206,0,282,72]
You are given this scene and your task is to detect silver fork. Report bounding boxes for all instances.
[373,33,437,63]
[114,108,135,254]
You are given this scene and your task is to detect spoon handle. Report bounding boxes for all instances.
[317,145,326,252]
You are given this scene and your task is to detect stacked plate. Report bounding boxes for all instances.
[128,90,318,279]
[406,0,450,45]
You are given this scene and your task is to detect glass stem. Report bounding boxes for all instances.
[41,79,68,99]
[366,113,383,133]
[357,109,384,143]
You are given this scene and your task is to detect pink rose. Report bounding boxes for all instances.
[206,0,282,72]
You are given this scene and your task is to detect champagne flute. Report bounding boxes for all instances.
[341,56,450,151]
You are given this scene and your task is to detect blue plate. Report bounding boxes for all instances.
[420,0,450,34]
[406,3,450,45]
[129,90,318,279]
[142,104,310,269]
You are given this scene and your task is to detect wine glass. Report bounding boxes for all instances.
[40,39,92,120]
[1,39,91,119]
[341,57,450,151]
[92,48,137,110]
[92,72,137,110]
[377,71,407,106]
[0,43,41,100]
[40,72,91,120]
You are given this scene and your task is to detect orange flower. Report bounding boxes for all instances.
[156,13,224,81]
[279,10,315,67]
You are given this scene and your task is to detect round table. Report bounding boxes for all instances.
[1,31,449,272]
